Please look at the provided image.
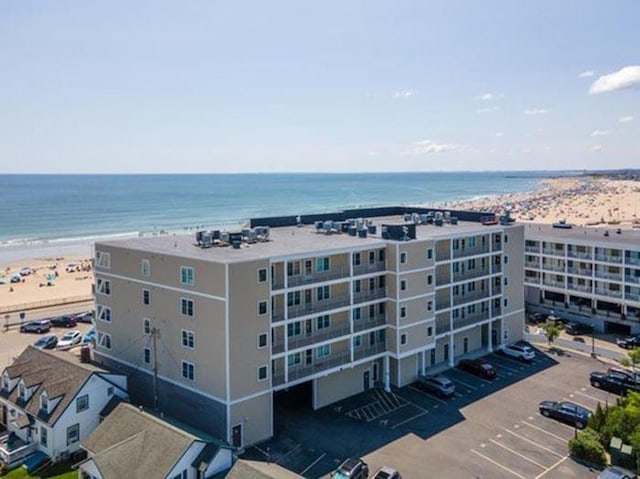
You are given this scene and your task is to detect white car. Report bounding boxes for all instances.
[56,330,82,350]
[500,343,535,361]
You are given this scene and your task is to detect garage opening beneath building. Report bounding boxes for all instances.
[273,381,313,434]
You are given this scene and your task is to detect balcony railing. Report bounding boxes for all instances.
[272,351,353,386]
[595,270,623,281]
[0,434,39,469]
[452,291,489,307]
[541,263,565,273]
[567,283,592,293]
[353,315,386,333]
[273,265,352,290]
[567,250,591,260]
[353,288,386,305]
[436,316,450,335]
[595,254,623,264]
[542,247,565,256]
[272,323,352,354]
[542,278,565,288]
[626,256,640,266]
[567,267,592,276]
[626,292,640,302]
[626,275,640,285]
[352,261,386,276]
[272,294,351,322]
[452,268,491,283]
[595,288,623,298]
[525,261,539,269]
[452,311,491,329]
[525,245,540,253]
[452,246,491,259]
[353,342,386,361]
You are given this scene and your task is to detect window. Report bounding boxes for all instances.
[182,361,195,381]
[377,329,385,342]
[143,318,151,335]
[468,258,476,270]
[468,282,476,292]
[453,285,459,296]
[142,289,150,306]
[287,291,301,306]
[316,256,330,272]
[468,237,476,248]
[258,333,268,349]
[107,386,114,396]
[427,300,433,312]
[287,322,301,337]
[453,239,459,250]
[369,304,375,318]
[141,259,150,277]
[504,255,508,264]
[353,280,361,294]
[316,285,330,301]
[427,248,433,260]
[378,276,385,288]
[40,392,48,412]
[66,423,80,446]
[180,266,195,285]
[258,365,268,381]
[316,315,330,330]
[143,347,151,365]
[353,308,361,321]
[369,251,375,264]
[287,261,300,276]
[401,334,407,345]
[427,326,433,337]
[316,344,330,359]
[171,471,188,479]
[287,353,301,366]
[378,249,386,262]
[352,252,361,266]
[504,234,508,243]
[400,252,407,264]
[180,298,194,317]
[353,336,362,348]
[76,394,89,413]
[427,274,433,286]
[40,426,48,447]
[258,300,268,316]
[504,298,508,307]
[400,306,407,318]
[379,302,385,314]
[368,277,375,291]
[18,381,26,400]
[96,278,111,296]
[97,304,111,323]
[182,330,195,349]
[96,251,111,269]
[97,332,111,350]
[400,280,407,291]
[257,268,268,284]
[504,277,508,286]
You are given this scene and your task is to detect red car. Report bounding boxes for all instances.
[458,358,497,379]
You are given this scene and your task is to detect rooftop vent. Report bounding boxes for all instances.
[552,220,573,229]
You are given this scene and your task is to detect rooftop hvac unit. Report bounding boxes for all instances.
[403,213,412,222]
[348,226,358,236]
[450,217,458,225]
[254,226,270,241]
[367,224,377,235]
[315,221,324,232]
[358,228,368,238]
[382,223,416,241]
[212,230,221,241]
[201,233,213,247]
[196,231,205,244]
[220,231,230,244]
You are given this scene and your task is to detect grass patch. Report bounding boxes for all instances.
[1,461,76,479]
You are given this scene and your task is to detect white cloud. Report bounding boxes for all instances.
[591,145,603,152]
[523,108,549,115]
[476,93,495,101]
[476,106,500,114]
[589,66,640,94]
[619,115,635,123]
[590,129,612,137]
[495,132,504,137]
[411,139,458,154]
[392,89,416,99]
[578,70,595,78]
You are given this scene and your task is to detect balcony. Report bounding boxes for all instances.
[542,247,565,257]
[567,282,592,293]
[567,250,591,260]
[525,260,539,269]
[626,291,640,302]
[272,351,352,386]
[452,268,491,283]
[273,265,351,290]
[452,311,491,330]
[352,261,386,276]
[567,267,592,277]
[272,323,352,354]
[541,263,565,273]
[353,342,386,361]
[595,288,623,299]
[525,245,540,253]
[595,254,623,264]
[626,275,640,285]
[436,316,450,335]
[0,433,39,470]
[452,246,491,260]
[272,294,351,322]
[595,270,623,282]
[452,291,489,307]
[353,315,386,333]
[542,278,565,288]
[353,288,386,305]
[626,256,640,266]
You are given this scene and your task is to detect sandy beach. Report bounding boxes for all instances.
[1,176,638,315]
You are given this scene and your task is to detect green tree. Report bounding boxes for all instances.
[540,321,562,346]
[588,402,609,433]
[629,348,640,373]
[569,428,607,465]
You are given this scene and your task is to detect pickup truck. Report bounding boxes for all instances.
[590,371,640,395]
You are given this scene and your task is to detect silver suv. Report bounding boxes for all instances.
[500,343,535,361]
[331,458,369,479]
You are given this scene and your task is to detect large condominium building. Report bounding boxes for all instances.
[91,207,524,448]
[524,223,640,334]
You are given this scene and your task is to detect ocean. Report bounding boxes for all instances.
[0,171,574,246]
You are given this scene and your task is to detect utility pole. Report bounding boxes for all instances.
[152,327,159,410]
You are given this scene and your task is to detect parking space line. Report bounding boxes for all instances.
[390,410,428,429]
[489,439,547,469]
[562,396,592,411]
[449,375,481,389]
[534,455,569,479]
[470,449,527,479]
[490,355,528,369]
[504,429,564,457]
[488,361,522,374]
[299,452,326,477]
[456,369,494,384]
[407,386,448,405]
[573,389,604,403]
[520,420,570,442]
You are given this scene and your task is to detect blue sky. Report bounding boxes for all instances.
[1,1,639,173]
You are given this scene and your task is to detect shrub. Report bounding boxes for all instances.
[569,428,607,465]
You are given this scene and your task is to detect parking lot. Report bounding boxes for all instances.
[244,347,614,478]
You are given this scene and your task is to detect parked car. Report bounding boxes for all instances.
[608,367,640,384]
[34,334,58,350]
[331,458,369,479]
[83,327,97,344]
[458,358,496,379]
[415,375,456,398]
[597,465,638,479]
[10,274,22,283]
[528,312,546,324]
[590,371,640,395]
[20,320,52,334]
[499,343,535,361]
[74,311,94,323]
[56,330,82,350]
[19,267,33,276]
[616,335,640,349]
[538,400,591,429]
[565,322,594,336]
[50,315,77,328]
[546,315,567,327]
[371,466,402,479]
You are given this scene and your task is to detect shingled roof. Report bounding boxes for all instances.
[225,460,303,479]
[82,402,203,479]
[1,346,107,425]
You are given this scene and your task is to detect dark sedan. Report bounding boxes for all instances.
[50,315,77,328]
[458,358,496,379]
[34,334,58,350]
[539,400,591,429]
[590,371,640,395]
[616,336,640,349]
[565,322,594,336]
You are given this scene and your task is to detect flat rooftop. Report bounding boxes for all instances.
[98,213,511,263]
[525,223,640,248]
